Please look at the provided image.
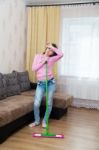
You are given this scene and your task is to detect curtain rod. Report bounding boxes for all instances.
[26,2,99,7]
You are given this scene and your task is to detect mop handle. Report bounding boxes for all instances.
[45,62,49,134]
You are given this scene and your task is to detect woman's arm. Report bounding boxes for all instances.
[49,45,63,62]
[32,54,48,71]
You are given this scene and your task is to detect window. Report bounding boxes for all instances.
[59,18,99,78]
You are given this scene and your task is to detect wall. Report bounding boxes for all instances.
[0,0,26,73]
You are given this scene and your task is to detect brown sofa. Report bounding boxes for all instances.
[0,71,73,143]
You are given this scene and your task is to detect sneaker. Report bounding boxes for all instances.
[29,122,40,128]
[42,121,47,128]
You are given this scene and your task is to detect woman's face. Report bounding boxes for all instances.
[45,48,54,57]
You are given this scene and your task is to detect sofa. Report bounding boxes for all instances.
[0,71,73,143]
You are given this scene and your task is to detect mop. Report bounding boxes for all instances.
[32,61,64,138]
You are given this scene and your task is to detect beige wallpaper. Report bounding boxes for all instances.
[0,0,26,73]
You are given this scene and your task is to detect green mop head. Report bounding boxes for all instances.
[32,133,64,138]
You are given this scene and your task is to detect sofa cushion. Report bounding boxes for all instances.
[0,95,33,127]
[13,71,31,92]
[52,93,73,108]
[3,72,21,97]
[21,90,35,97]
[0,73,6,100]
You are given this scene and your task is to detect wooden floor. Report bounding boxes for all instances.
[0,107,99,150]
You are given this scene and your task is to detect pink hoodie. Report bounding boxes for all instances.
[32,47,63,81]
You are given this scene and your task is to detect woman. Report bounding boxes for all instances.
[29,43,63,128]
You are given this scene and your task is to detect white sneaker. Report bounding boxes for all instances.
[42,121,47,128]
[29,122,40,128]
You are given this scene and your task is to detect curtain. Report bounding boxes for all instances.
[58,4,99,101]
[26,6,60,82]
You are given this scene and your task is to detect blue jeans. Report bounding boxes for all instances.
[34,78,56,123]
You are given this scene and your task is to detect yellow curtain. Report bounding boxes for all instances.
[26,6,60,82]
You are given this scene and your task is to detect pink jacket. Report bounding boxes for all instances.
[32,47,63,81]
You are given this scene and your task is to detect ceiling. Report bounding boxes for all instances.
[25,0,99,5]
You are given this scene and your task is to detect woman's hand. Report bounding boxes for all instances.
[43,56,48,63]
[40,55,48,64]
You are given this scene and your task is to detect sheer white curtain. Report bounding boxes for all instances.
[60,17,99,78]
[58,4,99,102]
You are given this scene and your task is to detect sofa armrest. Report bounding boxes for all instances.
[30,82,37,89]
